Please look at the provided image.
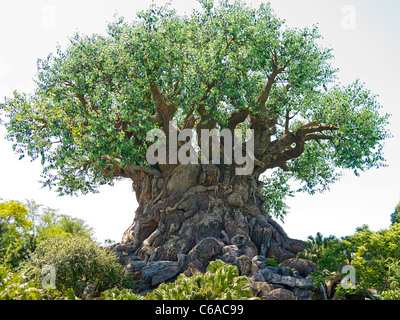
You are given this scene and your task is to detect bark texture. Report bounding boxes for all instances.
[121,163,304,264]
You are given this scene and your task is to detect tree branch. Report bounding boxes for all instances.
[254,121,338,175]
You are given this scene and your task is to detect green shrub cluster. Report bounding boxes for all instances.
[28,235,133,297]
[102,259,256,300]
[299,223,400,299]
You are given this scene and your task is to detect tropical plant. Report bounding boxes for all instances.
[146,259,255,300]
[101,287,144,300]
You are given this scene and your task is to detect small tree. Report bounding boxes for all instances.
[35,207,94,241]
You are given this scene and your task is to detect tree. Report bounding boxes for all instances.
[391,201,400,225]
[0,1,389,262]
[35,207,94,241]
[24,199,42,236]
[305,225,400,299]
[0,201,33,256]
[0,200,34,267]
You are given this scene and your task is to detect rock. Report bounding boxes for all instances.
[236,255,258,276]
[127,260,146,272]
[259,268,273,282]
[248,279,273,298]
[230,234,247,248]
[293,288,313,300]
[81,284,96,300]
[141,261,180,286]
[251,255,266,269]
[267,244,296,263]
[279,258,317,278]
[221,253,238,266]
[189,237,223,264]
[130,256,142,261]
[281,267,294,277]
[268,274,296,288]
[295,277,314,290]
[251,273,266,282]
[266,266,282,274]
[222,245,241,257]
[263,288,296,300]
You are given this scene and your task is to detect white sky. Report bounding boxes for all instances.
[0,0,399,243]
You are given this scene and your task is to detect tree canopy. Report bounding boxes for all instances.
[0,0,389,197]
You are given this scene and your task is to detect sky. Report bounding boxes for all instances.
[0,0,399,243]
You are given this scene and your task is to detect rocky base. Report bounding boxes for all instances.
[109,238,320,300]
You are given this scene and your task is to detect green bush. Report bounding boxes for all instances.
[0,265,57,300]
[301,224,400,299]
[380,290,400,300]
[28,235,133,297]
[147,260,256,300]
[101,288,144,300]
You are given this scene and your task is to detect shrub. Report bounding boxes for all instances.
[302,224,400,299]
[101,288,144,300]
[0,265,55,300]
[146,259,256,300]
[380,290,400,300]
[28,235,133,297]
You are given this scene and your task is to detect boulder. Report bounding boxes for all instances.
[236,255,258,276]
[293,288,313,300]
[267,244,296,263]
[222,245,241,257]
[251,273,266,282]
[251,255,266,269]
[248,280,273,298]
[279,258,317,278]
[259,268,273,282]
[295,277,314,290]
[126,260,146,272]
[141,261,180,286]
[263,288,296,300]
[189,237,223,264]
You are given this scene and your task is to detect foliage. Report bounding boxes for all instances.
[146,259,255,300]
[260,169,294,221]
[380,290,400,300]
[2,235,36,269]
[27,235,133,297]
[35,207,94,241]
[0,265,65,300]
[0,1,390,226]
[297,232,344,269]
[301,224,400,299]
[390,201,400,225]
[264,258,280,268]
[101,287,144,300]
[0,200,33,266]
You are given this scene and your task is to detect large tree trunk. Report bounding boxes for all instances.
[121,163,304,265]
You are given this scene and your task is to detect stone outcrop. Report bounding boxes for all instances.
[109,239,319,300]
